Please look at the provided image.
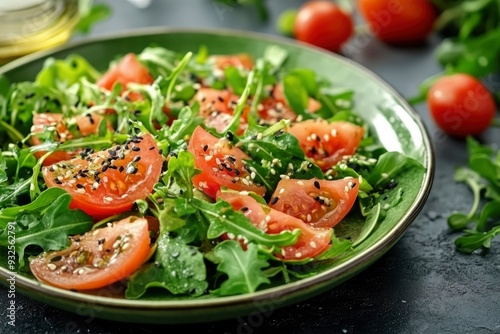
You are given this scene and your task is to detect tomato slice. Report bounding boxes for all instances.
[218,191,332,260]
[42,133,163,218]
[288,119,364,171]
[269,177,359,228]
[97,53,153,101]
[29,216,151,290]
[212,54,254,70]
[188,126,266,199]
[31,112,112,166]
[193,88,248,134]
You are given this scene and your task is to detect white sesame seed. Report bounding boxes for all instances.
[297,180,304,186]
[204,155,213,161]
[310,241,317,249]
[295,252,302,258]
[47,263,57,271]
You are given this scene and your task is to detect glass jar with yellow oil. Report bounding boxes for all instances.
[0,0,80,64]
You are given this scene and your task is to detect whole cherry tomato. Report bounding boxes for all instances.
[358,0,437,45]
[427,74,496,137]
[294,1,354,52]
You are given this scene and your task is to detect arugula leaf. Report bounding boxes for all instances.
[0,188,66,229]
[455,226,500,254]
[239,121,323,194]
[314,231,353,261]
[0,193,92,267]
[448,136,500,253]
[448,167,484,230]
[366,151,425,189]
[193,198,300,248]
[125,230,208,299]
[352,203,381,247]
[211,240,269,296]
[36,54,101,88]
[0,178,30,208]
[0,153,7,184]
[282,74,313,120]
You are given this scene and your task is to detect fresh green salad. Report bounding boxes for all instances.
[0,45,424,299]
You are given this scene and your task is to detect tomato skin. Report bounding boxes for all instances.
[294,1,354,52]
[269,177,359,228]
[31,112,112,166]
[218,191,332,260]
[427,74,496,137]
[30,216,151,290]
[42,133,163,218]
[97,53,153,100]
[188,126,266,199]
[288,120,364,171]
[358,0,436,45]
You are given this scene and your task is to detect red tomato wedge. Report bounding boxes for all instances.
[188,126,266,199]
[218,191,332,260]
[193,88,249,134]
[97,53,153,101]
[269,178,359,228]
[288,119,364,171]
[42,133,163,218]
[212,54,254,70]
[31,112,112,166]
[29,216,151,290]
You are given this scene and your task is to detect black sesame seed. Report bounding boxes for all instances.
[271,197,279,205]
[76,184,84,189]
[131,146,140,152]
[241,207,249,212]
[86,113,94,124]
[98,238,105,245]
[54,178,62,185]
[203,145,208,152]
[158,149,163,155]
[119,166,125,172]
[149,146,155,150]
[133,156,141,162]
[217,96,224,102]
[314,180,320,189]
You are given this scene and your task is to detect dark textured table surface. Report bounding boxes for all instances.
[2,1,500,333]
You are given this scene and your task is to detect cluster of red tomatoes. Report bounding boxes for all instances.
[289,0,497,137]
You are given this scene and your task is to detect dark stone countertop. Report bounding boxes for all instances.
[1,1,500,333]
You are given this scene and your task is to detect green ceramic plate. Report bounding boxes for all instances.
[0,28,434,324]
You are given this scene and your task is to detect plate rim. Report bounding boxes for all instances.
[0,26,435,312]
